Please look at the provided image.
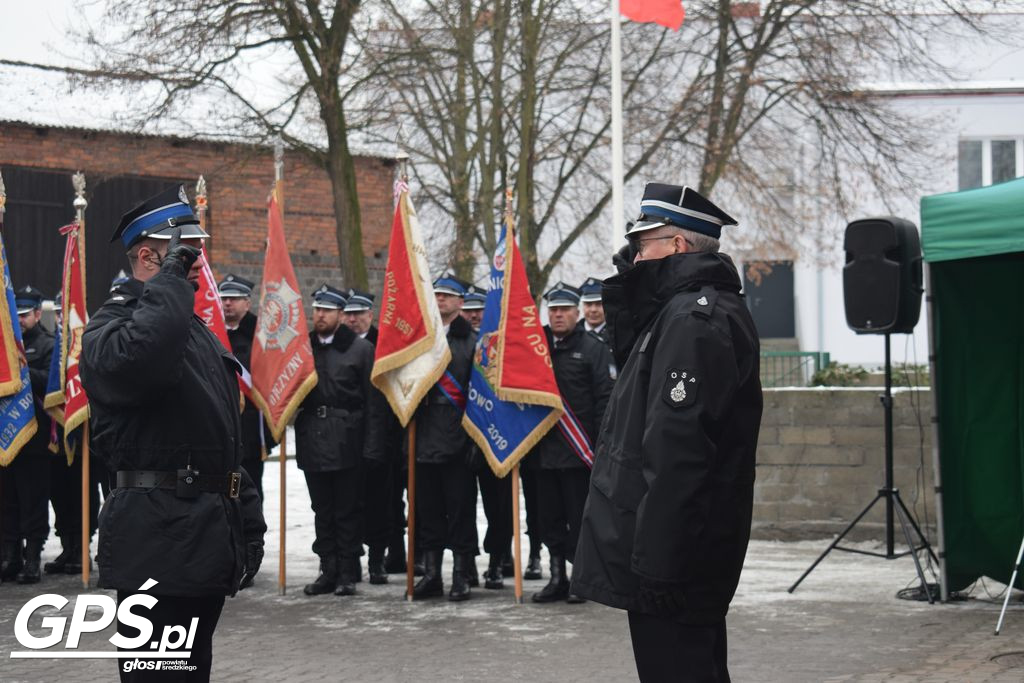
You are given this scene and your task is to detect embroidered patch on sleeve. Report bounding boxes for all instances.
[662,368,698,408]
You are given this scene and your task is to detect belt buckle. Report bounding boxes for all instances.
[316,405,328,419]
[228,472,241,499]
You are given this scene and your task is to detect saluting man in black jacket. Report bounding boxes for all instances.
[531,283,614,605]
[298,284,382,598]
[219,274,274,502]
[81,186,266,682]
[571,184,762,683]
[412,274,478,601]
[0,286,55,585]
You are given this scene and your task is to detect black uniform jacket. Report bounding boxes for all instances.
[295,324,383,472]
[22,323,55,452]
[226,312,276,462]
[534,325,614,469]
[571,252,762,623]
[81,275,266,597]
[412,314,476,465]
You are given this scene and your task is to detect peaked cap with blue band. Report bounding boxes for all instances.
[579,277,603,303]
[218,273,255,298]
[111,185,208,249]
[15,285,44,315]
[462,284,487,310]
[312,283,347,310]
[626,183,737,239]
[433,273,469,297]
[543,282,581,308]
[344,288,375,312]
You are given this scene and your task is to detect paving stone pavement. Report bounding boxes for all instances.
[2,459,1023,682]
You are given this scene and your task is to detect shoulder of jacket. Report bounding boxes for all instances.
[666,285,722,321]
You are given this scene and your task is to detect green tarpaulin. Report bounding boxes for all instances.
[921,178,1024,592]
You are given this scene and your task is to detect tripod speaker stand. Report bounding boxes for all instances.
[788,334,938,602]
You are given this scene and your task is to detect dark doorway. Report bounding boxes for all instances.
[2,166,189,314]
[743,260,795,339]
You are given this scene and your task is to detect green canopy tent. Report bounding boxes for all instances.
[921,177,1024,600]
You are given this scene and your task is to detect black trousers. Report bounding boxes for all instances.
[535,468,590,561]
[116,591,224,682]
[49,451,100,543]
[628,612,729,683]
[1,447,50,541]
[520,467,541,556]
[304,468,363,560]
[361,459,393,550]
[240,456,264,501]
[415,461,477,555]
[477,467,512,557]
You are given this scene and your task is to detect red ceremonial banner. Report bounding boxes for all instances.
[194,246,252,398]
[250,188,317,441]
[620,0,686,30]
[57,222,89,454]
[495,227,561,403]
[370,186,450,426]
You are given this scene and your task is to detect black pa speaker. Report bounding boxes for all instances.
[843,216,923,334]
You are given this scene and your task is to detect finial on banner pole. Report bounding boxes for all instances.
[274,137,285,183]
[195,175,208,229]
[504,187,515,232]
[72,171,87,223]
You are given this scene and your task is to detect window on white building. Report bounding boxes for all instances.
[958,138,1024,190]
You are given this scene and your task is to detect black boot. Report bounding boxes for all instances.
[467,558,480,588]
[1,540,23,582]
[449,554,472,602]
[64,540,90,575]
[17,540,43,584]
[383,534,406,574]
[368,546,388,585]
[531,555,569,603]
[44,538,71,575]
[501,547,514,577]
[524,546,543,580]
[413,548,426,577]
[484,554,504,590]
[303,556,338,596]
[566,567,586,604]
[335,557,357,596]
[413,550,443,598]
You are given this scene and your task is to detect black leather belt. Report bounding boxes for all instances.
[116,470,241,499]
[310,405,356,418]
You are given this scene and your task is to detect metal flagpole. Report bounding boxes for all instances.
[72,171,91,589]
[610,0,625,251]
[995,535,1024,635]
[512,464,524,603]
[274,140,287,596]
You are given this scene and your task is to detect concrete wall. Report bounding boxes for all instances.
[753,387,937,541]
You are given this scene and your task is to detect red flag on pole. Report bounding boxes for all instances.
[249,188,317,441]
[371,184,450,426]
[620,0,685,30]
[54,221,89,455]
[193,246,252,395]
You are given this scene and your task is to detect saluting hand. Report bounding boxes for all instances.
[160,227,203,285]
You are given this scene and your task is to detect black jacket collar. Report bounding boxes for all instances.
[310,322,357,353]
[447,314,472,339]
[545,324,583,350]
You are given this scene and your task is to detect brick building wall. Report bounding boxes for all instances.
[0,121,395,302]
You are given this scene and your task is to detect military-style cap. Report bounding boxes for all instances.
[15,285,44,315]
[544,282,581,308]
[579,277,603,303]
[433,273,469,297]
[343,289,375,312]
[218,273,254,298]
[627,183,737,239]
[462,285,487,311]
[111,185,209,249]
[109,269,131,294]
[312,283,347,310]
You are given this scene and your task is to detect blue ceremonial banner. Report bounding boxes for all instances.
[0,231,38,466]
[462,222,562,477]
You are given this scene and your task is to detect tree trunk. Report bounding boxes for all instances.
[324,108,368,290]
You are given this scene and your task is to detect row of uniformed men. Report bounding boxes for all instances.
[0,267,613,604]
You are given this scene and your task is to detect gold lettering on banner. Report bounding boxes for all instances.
[382,270,399,327]
[522,305,537,328]
[269,351,304,406]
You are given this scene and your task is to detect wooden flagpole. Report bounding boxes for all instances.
[406,419,417,600]
[72,172,91,589]
[274,141,287,596]
[512,464,524,603]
